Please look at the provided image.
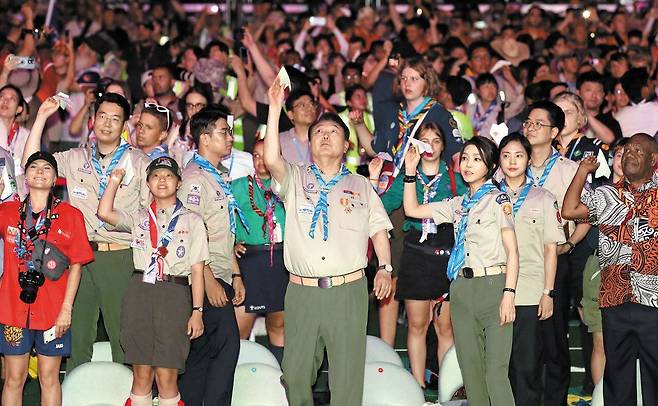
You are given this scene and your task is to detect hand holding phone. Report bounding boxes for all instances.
[309,16,326,27]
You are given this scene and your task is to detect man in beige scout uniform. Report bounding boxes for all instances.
[24,93,151,371]
[176,105,245,406]
[264,79,393,406]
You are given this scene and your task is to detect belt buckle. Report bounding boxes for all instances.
[317,277,332,289]
[462,267,474,279]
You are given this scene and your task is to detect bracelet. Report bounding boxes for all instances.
[369,178,379,181]
[562,241,576,254]
[231,273,242,279]
[503,287,516,294]
[403,175,416,183]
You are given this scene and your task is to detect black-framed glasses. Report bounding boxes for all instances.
[144,102,171,130]
[522,120,554,130]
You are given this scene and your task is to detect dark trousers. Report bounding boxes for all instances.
[179,279,240,406]
[510,305,542,405]
[541,241,591,406]
[602,302,658,406]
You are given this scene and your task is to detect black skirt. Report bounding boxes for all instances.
[395,226,454,301]
[238,243,288,313]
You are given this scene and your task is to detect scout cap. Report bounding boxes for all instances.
[25,151,58,174]
[146,156,181,180]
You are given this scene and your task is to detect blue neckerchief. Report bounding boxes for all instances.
[402,96,432,122]
[146,199,183,280]
[528,150,560,187]
[446,182,497,281]
[90,140,130,198]
[146,144,169,160]
[499,176,533,216]
[417,167,443,243]
[192,153,249,235]
[308,164,351,241]
[393,97,433,170]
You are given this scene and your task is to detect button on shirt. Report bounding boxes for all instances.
[114,205,209,278]
[581,175,658,309]
[178,162,234,283]
[429,190,515,269]
[504,185,565,305]
[54,145,151,244]
[272,163,392,277]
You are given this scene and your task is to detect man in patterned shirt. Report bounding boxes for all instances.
[562,133,658,406]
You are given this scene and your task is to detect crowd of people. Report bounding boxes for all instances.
[1,1,658,405]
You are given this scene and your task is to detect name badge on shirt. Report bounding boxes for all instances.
[298,204,314,217]
[130,238,147,250]
[71,187,89,200]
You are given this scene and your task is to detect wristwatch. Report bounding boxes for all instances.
[377,264,393,273]
[562,241,576,254]
[542,289,557,298]
[192,306,204,313]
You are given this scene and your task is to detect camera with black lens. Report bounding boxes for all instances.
[18,266,45,304]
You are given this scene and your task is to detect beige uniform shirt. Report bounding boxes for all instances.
[504,185,565,305]
[114,206,209,278]
[54,145,151,244]
[178,161,234,283]
[430,189,515,269]
[272,163,392,278]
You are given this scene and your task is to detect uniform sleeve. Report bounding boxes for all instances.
[379,173,403,214]
[135,155,152,207]
[179,175,208,215]
[53,150,72,178]
[113,209,135,233]
[493,193,515,229]
[66,208,95,265]
[542,194,566,244]
[187,214,209,266]
[271,161,295,202]
[429,199,454,224]
[366,182,394,237]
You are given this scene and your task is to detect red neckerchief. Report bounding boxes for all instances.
[148,200,167,280]
[7,121,19,146]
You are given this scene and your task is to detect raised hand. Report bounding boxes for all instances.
[37,96,62,118]
[268,79,286,109]
[109,168,126,184]
[404,145,421,175]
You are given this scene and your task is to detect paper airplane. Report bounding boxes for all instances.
[375,152,393,161]
[594,148,611,179]
[53,92,72,110]
[409,138,432,155]
[490,122,509,146]
[277,67,291,90]
[490,60,512,74]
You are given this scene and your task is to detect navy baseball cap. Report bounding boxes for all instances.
[146,156,181,180]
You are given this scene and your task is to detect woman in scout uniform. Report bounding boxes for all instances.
[369,121,467,387]
[403,137,519,406]
[0,151,93,406]
[98,156,207,406]
[231,139,287,365]
[497,133,565,405]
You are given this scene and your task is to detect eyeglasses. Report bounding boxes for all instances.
[292,100,318,110]
[144,102,171,130]
[213,127,233,138]
[522,120,554,130]
[185,102,207,111]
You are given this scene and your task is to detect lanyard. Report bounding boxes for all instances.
[90,140,130,198]
[7,121,19,146]
[145,199,183,283]
[528,150,560,187]
[499,177,533,216]
[249,175,281,266]
[308,164,350,241]
[417,169,443,242]
[192,153,249,235]
[446,182,497,281]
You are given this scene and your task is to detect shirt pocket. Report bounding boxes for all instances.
[338,197,369,232]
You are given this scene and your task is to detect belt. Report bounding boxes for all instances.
[132,270,190,286]
[459,265,506,279]
[90,242,130,252]
[289,269,364,289]
[243,242,283,252]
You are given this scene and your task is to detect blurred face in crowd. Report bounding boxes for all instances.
[612,146,624,180]
[309,120,349,160]
[614,83,630,109]
[612,14,627,35]
[106,84,126,98]
[499,140,529,180]
[347,88,368,111]
[551,37,570,57]
[137,24,153,43]
[287,95,318,126]
[75,43,97,72]
[136,111,167,150]
[450,46,468,62]
[478,81,498,104]
[527,7,542,27]
[343,68,362,88]
[549,84,568,99]
[0,87,23,120]
[362,54,378,77]
[151,67,174,97]
[406,25,424,43]
[470,47,492,75]
[555,99,584,137]
[418,128,444,163]
[185,92,208,120]
[399,67,427,102]
[251,141,269,179]
[579,81,604,111]
[181,49,198,72]
[610,58,629,79]
[523,108,559,147]
[208,45,228,65]
[561,54,579,74]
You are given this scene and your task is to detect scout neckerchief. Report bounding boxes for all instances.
[192,153,249,235]
[528,149,560,187]
[472,100,497,135]
[146,144,169,160]
[499,176,533,216]
[392,97,436,172]
[7,121,19,147]
[15,194,57,273]
[248,175,280,266]
[145,199,183,284]
[446,181,497,281]
[308,164,351,241]
[90,139,130,198]
[417,167,444,243]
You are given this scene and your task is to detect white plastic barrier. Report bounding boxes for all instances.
[591,359,643,406]
[362,362,426,405]
[437,346,463,403]
[231,363,288,406]
[365,335,403,367]
[62,362,132,406]
[236,339,281,370]
[90,341,113,362]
